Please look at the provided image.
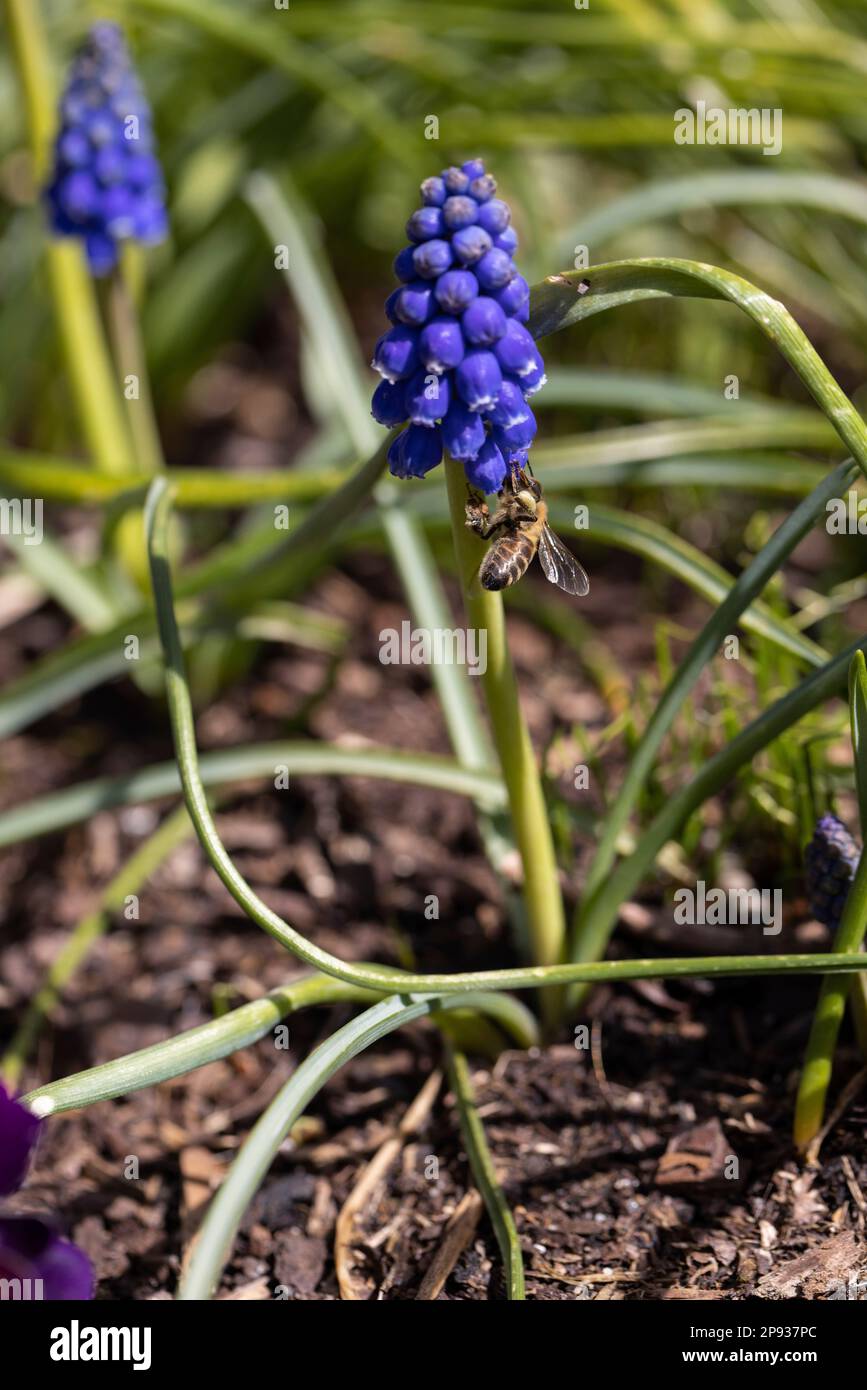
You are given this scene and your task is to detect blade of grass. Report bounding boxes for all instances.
[529,259,867,482]
[793,651,867,1149]
[445,1044,525,1300]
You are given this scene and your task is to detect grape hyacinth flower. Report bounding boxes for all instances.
[804,813,861,929]
[371,158,545,493]
[0,1084,94,1299]
[45,23,167,276]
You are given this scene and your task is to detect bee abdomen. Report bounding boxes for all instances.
[479,538,533,590]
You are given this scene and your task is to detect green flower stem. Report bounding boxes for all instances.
[105,266,165,477]
[445,1044,525,1299]
[4,0,135,478]
[574,458,857,947]
[146,474,867,1001]
[444,457,567,1024]
[1,803,194,1089]
[794,651,867,1148]
[793,851,867,1150]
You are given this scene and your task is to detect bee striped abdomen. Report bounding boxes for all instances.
[479,531,538,590]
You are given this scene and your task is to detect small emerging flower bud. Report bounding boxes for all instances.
[805,814,861,928]
[434,269,479,314]
[477,199,511,236]
[465,435,507,493]
[474,248,515,292]
[420,175,447,206]
[394,280,435,326]
[442,195,478,231]
[393,245,417,282]
[406,206,445,242]
[372,325,420,382]
[455,349,503,412]
[419,316,465,372]
[406,369,450,428]
[451,225,493,266]
[461,295,508,346]
[461,157,486,181]
[494,227,519,255]
[487,379,530,428]
[442,165,470,194]
[412,238,453,279]
[388,424,443,478]
[493,273,529,318]
[469,174,497,202]
[494,319,537,376]
[371,378,408,427]
[442,401,486,461]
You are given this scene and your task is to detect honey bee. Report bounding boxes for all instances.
[465,467,589,596]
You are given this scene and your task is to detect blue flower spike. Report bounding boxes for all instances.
[45,23,167,276]
[805,813,861,929]
[371,158,545,492]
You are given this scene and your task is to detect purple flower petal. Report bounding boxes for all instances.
[0,1217,94,1300]
[0,1085,41,1196]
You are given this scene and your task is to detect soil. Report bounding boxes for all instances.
[2,514,866,1302]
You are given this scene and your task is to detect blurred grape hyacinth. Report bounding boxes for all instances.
[45,23,167,276]
[0,1084,93,1299]
[371,158,544,491]
[804,813,861,929]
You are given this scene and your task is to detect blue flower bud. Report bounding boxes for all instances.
[442,401,486,461]
[487,379,530,428]
[451,225,492,266]
[412,238,453,279]
[442,166,470,194]
[442,195,478,231]
[388,424,443,479]
[493,319,537,376]
[469,174,497,202]
[372,325,420,382]
[494,227,519,255]
[406,369,450,428]
[476,199,511,236]
[805,814,861,928]
[465,435,507,493]
[493,273,529,318]
[455,350,503,412]
[45,23,167,275]
[461,295,508,346]
[434,269,478,314]
[393,245,417,282]
[474,248,515,291]
[406,206,445,242]
[420,176,447,206]
[419,316,465,372]
[492,405,537,452]
[512,360,547,396]
[461,157,486,181]
[371,378,408,427]
[394,280,435,326]
[384,288,402,324]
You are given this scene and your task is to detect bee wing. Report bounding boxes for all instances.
[537,524,590,596]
